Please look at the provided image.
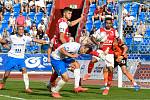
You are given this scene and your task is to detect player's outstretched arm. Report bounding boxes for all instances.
[32,38,48,44]
[68,14,84,27]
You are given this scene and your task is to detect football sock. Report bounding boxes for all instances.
[133,82,137,86]
[88,62,94,73]
[54,79,66,93]
[74,69,80,88]
[23,73,29,89]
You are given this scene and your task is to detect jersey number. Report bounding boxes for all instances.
[121,60,126,64]
[15,49,21,53]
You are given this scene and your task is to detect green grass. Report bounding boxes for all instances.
[0,80,150,100]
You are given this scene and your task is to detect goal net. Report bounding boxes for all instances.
[118,0,150,89]
[68,0,150,89]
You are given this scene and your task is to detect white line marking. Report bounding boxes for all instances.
[0,94,26,100]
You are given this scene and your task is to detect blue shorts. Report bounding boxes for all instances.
[4,56,26,71]
[50,56,75,75]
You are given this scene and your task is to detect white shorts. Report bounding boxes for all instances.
[92,50,106,62]
[105,54,114,68]
[92,50,114,68]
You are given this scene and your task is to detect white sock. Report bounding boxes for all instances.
[23,73,29,89]
[106,87,110,90]
[74,69,80,88]
[104,83,107,86]
[133,82,137,86]
[54,79,66,93]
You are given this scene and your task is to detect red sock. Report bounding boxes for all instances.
[50,72,58,86]
[88,62,94,73]
[107,72,113,87]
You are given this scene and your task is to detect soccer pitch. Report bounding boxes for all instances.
[0,80,149,100]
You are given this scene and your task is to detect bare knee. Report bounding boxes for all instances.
[103,67,108,72]
[62,77,69,82]
[61,73,69,82]
[4,71,10,78]
[121,66,128,75]
[71,61,80,69]
[21,68,27,74]
[108,67,113,73]
[122,68,127,75]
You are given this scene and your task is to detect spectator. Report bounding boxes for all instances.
[25,16,32,27]
[2,28,10,40]
[41,33,50,53]
[0,21,2,28]
[16,12,26,26]
[124,13,135,37]
[105,7,112,16]
[29,0,36,12]
[11,28,17,35]
[9,13,16,29]
[89,0,98,5]
[140,4,147,12]
[92,6,103,23]
[38,19,45,32]
[122,5,128,18]
[79,28,92,45]
[16,12,25,26]
[42,13,48,25]
[20,0,29,12]
[35,0,46,13]
[4,0,13,12]
[14,0,19,4]
[29,23,37,38]
[36,26,44,39]
[45,0,53,5]
[0,0,3,21]
[136,21,146,36]
[1,28,10,53]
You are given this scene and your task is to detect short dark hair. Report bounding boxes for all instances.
[17,25,24,30]
[63,7,73,13]
[105,17,113,21]
[105,16,113,24]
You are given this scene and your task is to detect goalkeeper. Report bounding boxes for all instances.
[113,38,140,91]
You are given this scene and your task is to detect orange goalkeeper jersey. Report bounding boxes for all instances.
[113,39,127,58]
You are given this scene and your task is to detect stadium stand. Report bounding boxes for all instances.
[0,0,53,53]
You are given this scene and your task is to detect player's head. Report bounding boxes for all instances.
[79,44,93,54]
[17,26,24,36]
[63,7,73,20]
[105,17,113,29]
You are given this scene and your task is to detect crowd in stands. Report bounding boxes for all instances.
[0,0,53,53]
